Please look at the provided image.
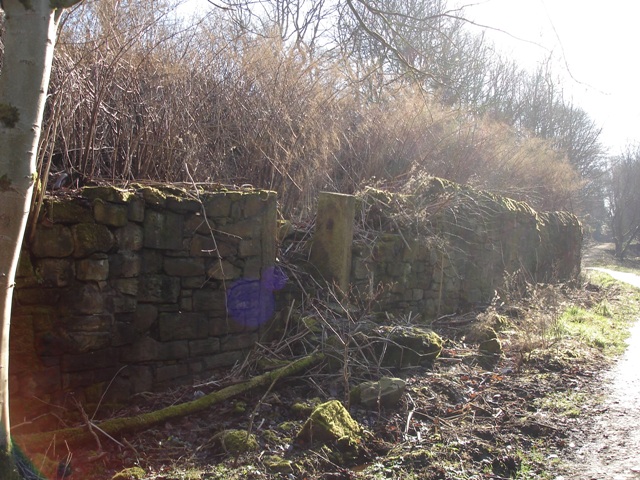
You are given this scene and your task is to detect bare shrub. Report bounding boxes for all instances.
[30,0,583,218]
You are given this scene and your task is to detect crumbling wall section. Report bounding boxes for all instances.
[349,178,582,319]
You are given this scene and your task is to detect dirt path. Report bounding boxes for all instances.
[559,268,640,479]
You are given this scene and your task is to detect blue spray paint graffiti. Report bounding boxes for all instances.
[226,266,288,328]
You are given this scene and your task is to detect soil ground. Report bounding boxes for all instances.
[14,241,640,480]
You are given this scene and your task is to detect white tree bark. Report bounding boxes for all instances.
[0,0,61,476]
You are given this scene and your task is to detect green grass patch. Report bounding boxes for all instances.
[533,390,587,418]
[556,305,630,354]
[555,269,640,355]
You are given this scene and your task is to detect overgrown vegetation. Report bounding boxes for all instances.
[1,0,606,218]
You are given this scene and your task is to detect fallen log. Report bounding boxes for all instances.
[16,352,324,452]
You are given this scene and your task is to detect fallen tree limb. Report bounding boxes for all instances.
[16,352,324,452]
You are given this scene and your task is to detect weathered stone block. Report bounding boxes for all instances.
[126,366,153,393]
[350,377,406,409]
[133,304,158,333]
[158,312,208,341]
[243,193,272,217]
[164,257,205,277]
[143,210,184,250]
[45,198,94,224]
[82,186,135,203]
[181,276,207,289]
[192,289,226,313]
[127,195,146,222]
[32,224,74,258]
[190,235,236,257]
[140,187,167,207]
[109,251,141,278]
[66,314,113,333]
[62,367,118,390]
[113,278,138,296]
[142,250,163,274]
[220,333,258,352]
[115,223,144,251]
[156,363,189,383]
[217,219,257,239]
[76,254,109,281]
[209,316,254,336]
[159,341,189,360]
[180,297,193,311]
[297,400,361,444]
[310,192,355,294]
[67,284,106,314]
[243,257,262,279]
[189,338,221,356]
[71,223,115,257]
[35,258,74,287]
[238,239,261,258]
[16,251,37,281]
[201,351,245,370]
[206,260,241,280]
[121,336,160,363]
[111,294,138,313]
[67,332,112,352]
[62,349,117,372]
[139,275,180,303]
[166,195,201,213]
[203,195,232,218]
[113,321,136,347]
[184,213,209,235]
[94,199,128,227]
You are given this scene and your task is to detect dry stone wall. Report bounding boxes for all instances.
[348,178,582,319]
[11,185,276,424]
[10,177,582,429]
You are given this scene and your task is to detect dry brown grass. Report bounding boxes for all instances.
[28,0,583,217]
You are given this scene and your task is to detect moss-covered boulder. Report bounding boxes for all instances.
[263,454,294,474]
[297,400,361,446]
[212,429,259,454]
[374,326,443,367]
[350,377,406,409]
[466,325,503,356]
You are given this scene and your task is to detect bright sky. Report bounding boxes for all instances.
[458,0,640,155]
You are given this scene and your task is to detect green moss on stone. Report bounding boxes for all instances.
[263,455,294,473]
[111,466,145,480]
[375,326,443,367]
[212,429,259,454]
[232,400,247,414]
[139,186,168,207]
[45,198,94,224]
[262,430,280,444]
[82,186,135,204]
[297,400,361,446]
[479,337,503,355]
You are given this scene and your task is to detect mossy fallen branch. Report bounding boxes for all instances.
[16,352,324,452]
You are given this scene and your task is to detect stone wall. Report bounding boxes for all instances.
[11,185,276,425]
[10,178,582,428]
[348,178,582,319]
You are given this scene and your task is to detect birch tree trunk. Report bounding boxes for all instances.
[0,1,71,476]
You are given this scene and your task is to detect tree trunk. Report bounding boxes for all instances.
[0,1,61,477]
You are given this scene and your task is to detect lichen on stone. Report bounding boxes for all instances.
[212,429,259,454]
